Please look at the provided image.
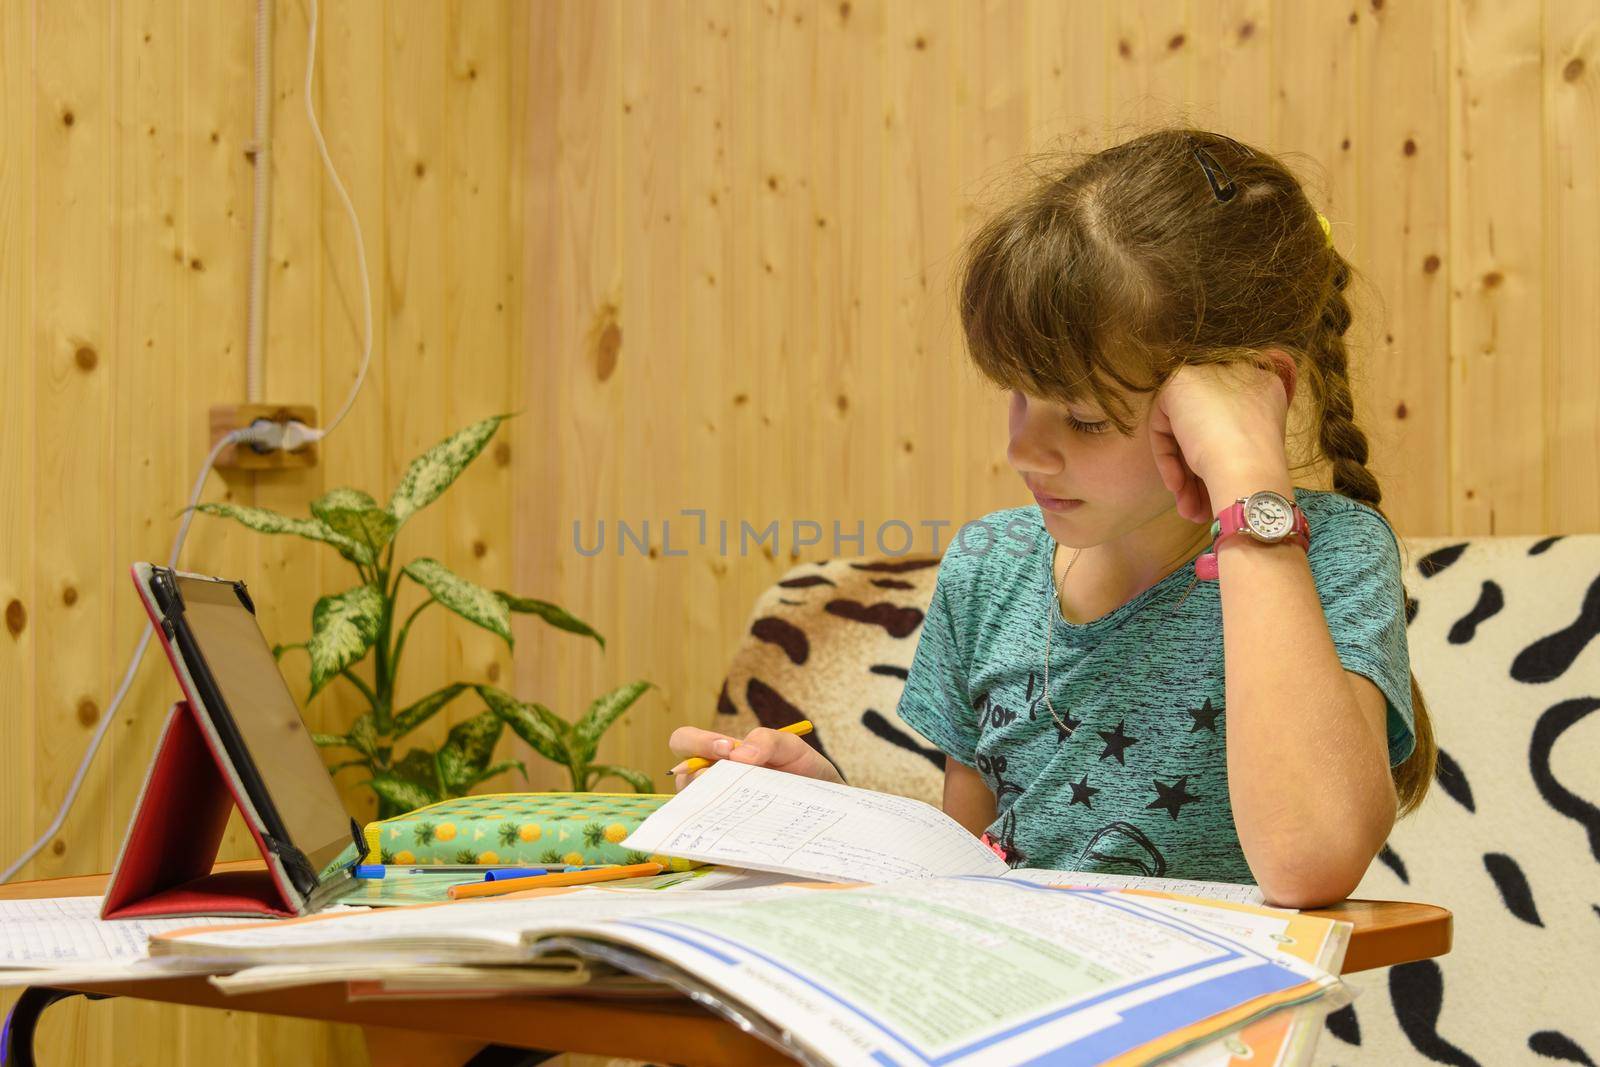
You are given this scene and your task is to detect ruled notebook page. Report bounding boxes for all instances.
[623,761,1009,883]
[0,896,240,966]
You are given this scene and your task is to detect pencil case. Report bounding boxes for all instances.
[359,792,700,871]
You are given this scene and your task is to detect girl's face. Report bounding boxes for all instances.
[1006,389,1176,548]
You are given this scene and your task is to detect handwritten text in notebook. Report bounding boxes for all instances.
[622,761,1009,883]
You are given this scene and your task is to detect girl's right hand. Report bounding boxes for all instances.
[667,726,844,791]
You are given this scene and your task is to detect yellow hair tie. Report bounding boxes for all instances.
[1316,211,1334,248]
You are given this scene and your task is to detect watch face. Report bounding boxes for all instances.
[1244,491,1294,541]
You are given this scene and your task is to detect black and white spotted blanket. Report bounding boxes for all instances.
[714,534,1600,1066]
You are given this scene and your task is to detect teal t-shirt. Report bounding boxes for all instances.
[894,488,1416,883]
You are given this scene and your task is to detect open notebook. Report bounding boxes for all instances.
[622,760,1271,907]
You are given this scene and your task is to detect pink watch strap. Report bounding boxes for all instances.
[1194,499,1310,580]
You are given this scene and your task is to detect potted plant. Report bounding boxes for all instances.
[196,415,655,819]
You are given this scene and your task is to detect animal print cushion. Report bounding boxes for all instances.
[714,535,1600,1066]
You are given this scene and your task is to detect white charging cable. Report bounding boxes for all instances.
[0,0,373,884]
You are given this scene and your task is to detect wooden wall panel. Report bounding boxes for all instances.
[1545,2,1600,532]
[1,2,521,1062]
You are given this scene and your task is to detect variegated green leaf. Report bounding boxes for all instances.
[346,712,379,759]
[571,680,654,764]
[392,683,468,738]
[311,732,350,749]
[391,748,441,790]
[307,585,385,697]
[369,772,438,815]
[310,488,399,556]
[496,592,604,650]
[470,759,527,788]
[403,558,512,646]
[588,764,656,794]
[388,415,506,526]
[192,502,373,565]
[477,685,569,764]
[436,710,505,794]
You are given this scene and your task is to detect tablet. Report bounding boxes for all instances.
[132,563,359,912]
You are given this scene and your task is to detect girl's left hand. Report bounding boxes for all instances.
[1148,354,1295,525]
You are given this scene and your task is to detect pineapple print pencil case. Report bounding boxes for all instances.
[360,792,701,871]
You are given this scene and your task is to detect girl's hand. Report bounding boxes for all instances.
[667,726,844,791]
[1147,353,1295,524]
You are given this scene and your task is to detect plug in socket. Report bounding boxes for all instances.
[209,403,319,470]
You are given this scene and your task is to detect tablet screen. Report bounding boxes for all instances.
[177,575,353,879]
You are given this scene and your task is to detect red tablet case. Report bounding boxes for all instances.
[101,700,298,919]
[101,562,338,920]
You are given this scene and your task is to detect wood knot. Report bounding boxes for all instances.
[62,585,78,607]
[77,697,100,727]
[493,441,511,466]
[1395,400,1408,420]
[62,109,75,127]
[1403,137,1417,156]
[1482,270,1503,289]
[1422,254,1441,274]
[589,302,622,382]
[472,539,487,559]
[486,661,501,682]
[913,34,927,50]
[1167,33,1185,50]
[1564,57,1585,82]
[74,345,97,372]
[52,839,66,856]
[5,599,25,637]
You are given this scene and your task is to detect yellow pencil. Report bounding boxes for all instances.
[672,719,813,775]
[447,862,664,900]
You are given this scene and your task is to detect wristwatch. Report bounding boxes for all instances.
[1194,490,1310,580]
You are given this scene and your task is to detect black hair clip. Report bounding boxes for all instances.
[1186,133,1253,204]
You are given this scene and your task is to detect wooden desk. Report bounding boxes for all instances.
[1,862,1451,1067]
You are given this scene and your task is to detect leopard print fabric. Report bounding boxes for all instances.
[715,555,946,805]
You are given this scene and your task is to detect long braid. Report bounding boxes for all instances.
[1308,258,1383,508]
[1308,249,1436,817]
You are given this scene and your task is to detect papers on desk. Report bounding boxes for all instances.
[623,760,1268,904]
[151,876,1350,1067]
[0,894,246,984]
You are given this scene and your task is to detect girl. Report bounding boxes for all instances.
[669,128,1437,910]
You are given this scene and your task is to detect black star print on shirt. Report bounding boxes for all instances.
[1096,720,1140,765]
[1051,706,1083,743]
[1068,774,1099,808]
[1187,698,1223,733]
[1146,775,1202,821]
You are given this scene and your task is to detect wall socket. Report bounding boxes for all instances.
[209,403,319,470]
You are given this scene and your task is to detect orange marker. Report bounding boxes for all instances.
[447,862,664,900]
[673,719,813,775]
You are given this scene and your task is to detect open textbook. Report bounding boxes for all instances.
[152,877,1349,1067]
[622,760,1271,906]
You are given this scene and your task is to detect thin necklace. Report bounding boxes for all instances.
[1042,539,1204,734]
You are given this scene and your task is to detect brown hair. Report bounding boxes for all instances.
[957,127,1436,818]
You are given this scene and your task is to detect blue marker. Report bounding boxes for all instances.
[482,867,548,881]
[354,864,387,879]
